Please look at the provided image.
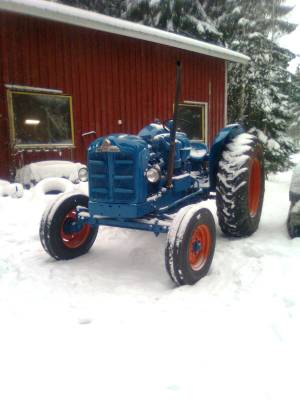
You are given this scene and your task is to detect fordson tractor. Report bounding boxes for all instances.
[40,63,265,286]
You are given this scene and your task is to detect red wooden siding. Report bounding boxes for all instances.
[0,11,225,179]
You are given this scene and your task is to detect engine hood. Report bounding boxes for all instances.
[89,134,148,154]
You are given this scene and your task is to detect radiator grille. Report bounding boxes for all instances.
[89,152,135,203]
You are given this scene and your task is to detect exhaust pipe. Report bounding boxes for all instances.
[166,60,181,189]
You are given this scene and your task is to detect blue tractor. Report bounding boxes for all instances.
[40,63,265,285]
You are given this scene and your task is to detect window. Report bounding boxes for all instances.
[176,102,207,142]
[7,90,74,148]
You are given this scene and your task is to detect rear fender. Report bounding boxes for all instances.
[209,123,245,190]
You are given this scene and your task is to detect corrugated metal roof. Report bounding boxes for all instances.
[0,0,250,64]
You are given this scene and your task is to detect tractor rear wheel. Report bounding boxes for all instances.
[165,207,216,286]
[216,133,265,237]
[40,192,98,260]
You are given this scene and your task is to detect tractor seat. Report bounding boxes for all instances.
[189,141,208,161]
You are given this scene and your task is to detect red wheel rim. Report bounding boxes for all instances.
[60,209,91,249]
[248,158,261,217]
[188,224,212,271]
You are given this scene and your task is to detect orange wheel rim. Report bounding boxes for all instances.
[188,224,212,271]
[60,209,91,249]
[248,158,261,217]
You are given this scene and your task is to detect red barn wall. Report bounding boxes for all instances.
[0,11,225,179]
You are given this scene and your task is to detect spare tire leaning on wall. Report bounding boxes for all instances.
[34,177,74,198]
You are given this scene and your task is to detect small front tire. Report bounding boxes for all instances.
[165,207,216,286]
[40,192,98,260]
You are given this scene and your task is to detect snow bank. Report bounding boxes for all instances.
[9,183,24,198]
[0,179,10,196]
[15,160,86,186]
[0,180,24,198]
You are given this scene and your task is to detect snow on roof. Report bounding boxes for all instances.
[0,0,250,64]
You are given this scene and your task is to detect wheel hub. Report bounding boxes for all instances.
[64,219,84,234]
[192,240,202,253]
[189,224,211,271]
[60,209,91,249]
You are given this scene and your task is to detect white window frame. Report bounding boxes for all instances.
[180,100,208,144]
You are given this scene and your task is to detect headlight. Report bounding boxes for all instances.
[146,166,161,183]
[78,167,88,182]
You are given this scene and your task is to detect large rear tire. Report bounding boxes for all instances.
[216,133,265,237]
[165,207,216,286]
[40,192,98,260]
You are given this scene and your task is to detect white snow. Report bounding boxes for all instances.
[33,177,75,198]
[268,138,281,151]
[249,127,283,153]
[219,132,252,175]
[291,200,300,213]
[0,179,11,196]
[9,183,24,198]
[172,173,190,181]
[1,155,300,400]
[237,17,250,26]
[256,129,268,144]
[149,122,164,130]
[190,148,207,158]
[16,160,87,186]
[0,180,24,198]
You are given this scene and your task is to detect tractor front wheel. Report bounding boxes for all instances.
[40,192,98,260]
[165,207,216,286]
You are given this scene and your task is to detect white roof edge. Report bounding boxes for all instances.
[0,0,250,64]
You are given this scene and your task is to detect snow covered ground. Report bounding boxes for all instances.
[1,156,300,400]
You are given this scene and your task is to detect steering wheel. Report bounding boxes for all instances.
[176,118,193,130]
[163,118,193,133]
[162,120,171,132]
